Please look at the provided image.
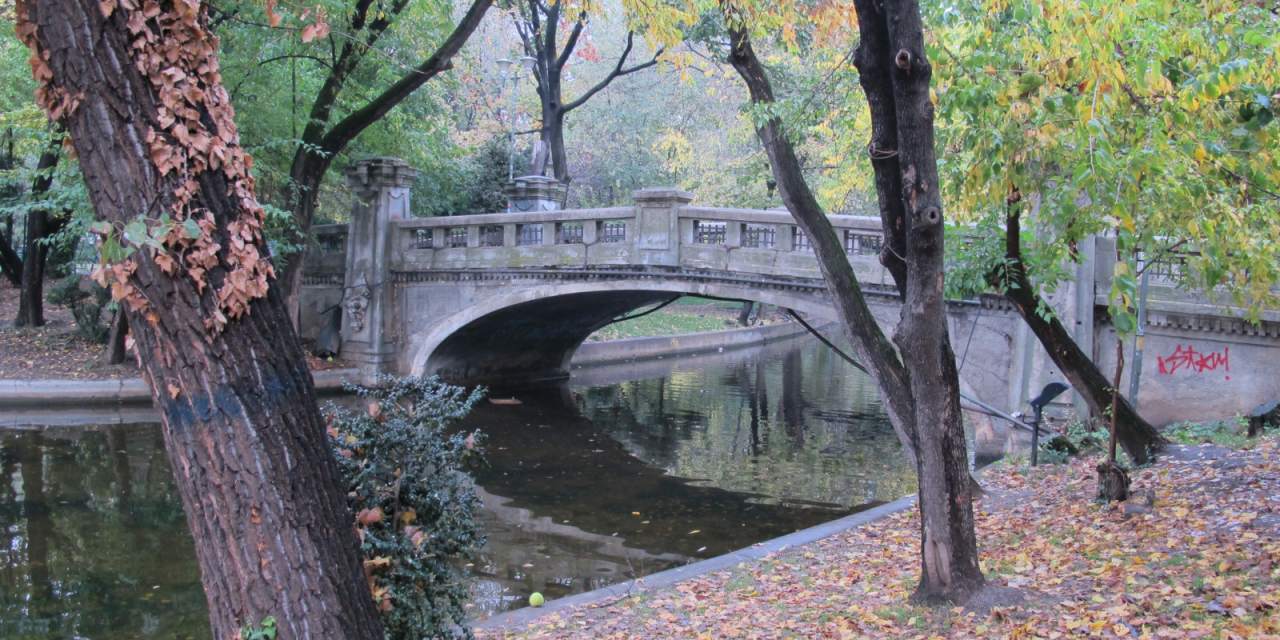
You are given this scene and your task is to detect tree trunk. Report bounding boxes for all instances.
[0,130,21,287]
[0,232,21,287]
[875,0,984,601]
[104,308,129,365]
[726,10,984,603]
[14,210,50,327]
[17,2,384,638]
[544,108,570,184]
[279,153,329,327]
[851,6,908,297]
[1000,207,1164,464]
[13,139,62,327]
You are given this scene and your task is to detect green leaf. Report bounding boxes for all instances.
[181,218,203,240]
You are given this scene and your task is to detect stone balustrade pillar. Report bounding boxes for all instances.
[632,187,694,267]
[340,157,417,383]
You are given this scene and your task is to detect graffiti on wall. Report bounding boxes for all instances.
[1157,344,1230,379]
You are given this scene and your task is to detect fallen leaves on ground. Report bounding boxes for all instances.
[0,281,346,378]
[481,438,1280,639]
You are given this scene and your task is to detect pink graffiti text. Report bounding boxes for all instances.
[1156,344,1230,376]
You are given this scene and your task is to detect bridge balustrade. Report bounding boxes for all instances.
[374,197,898,287]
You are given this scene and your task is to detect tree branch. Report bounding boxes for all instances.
[724,24,918,458]
[562,32,662,113]
[555,14,587,70]
[852,0,908,297]
[319,0,493,154]
[257,54,333,70]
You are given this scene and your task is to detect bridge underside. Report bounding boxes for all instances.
[425,290,676,386]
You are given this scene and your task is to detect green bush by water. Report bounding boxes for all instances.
[325,376,486,640]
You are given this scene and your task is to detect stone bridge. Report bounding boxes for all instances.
[300,157,1280,425]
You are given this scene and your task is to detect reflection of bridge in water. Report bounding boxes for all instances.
[301,157,1280,425]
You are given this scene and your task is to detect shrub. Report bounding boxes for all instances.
[46,274,109,342]
[324,376,486,640]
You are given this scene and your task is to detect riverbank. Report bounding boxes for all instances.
[479,437,1280,639]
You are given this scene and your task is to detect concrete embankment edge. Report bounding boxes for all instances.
[571,320,810,367]
[474,493,918,631]
[0,368,360,408]
[1,322,811,407]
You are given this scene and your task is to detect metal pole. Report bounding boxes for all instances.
[507,72,517,184]
[1128,259,1150,409]
[1030,405,1043,466]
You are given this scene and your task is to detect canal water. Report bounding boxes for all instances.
[0,335,945,638]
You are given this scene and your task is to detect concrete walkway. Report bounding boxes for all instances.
[0,368,360,407]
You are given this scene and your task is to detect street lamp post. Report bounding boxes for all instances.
[495,56,538,188]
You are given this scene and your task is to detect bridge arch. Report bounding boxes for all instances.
[407,278,843,385]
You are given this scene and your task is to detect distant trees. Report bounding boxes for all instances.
[207,0,494,315]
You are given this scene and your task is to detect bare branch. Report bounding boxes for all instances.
[562,32,663,113]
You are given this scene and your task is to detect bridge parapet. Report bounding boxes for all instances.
[382,192,894,286]
[392,205,638,271]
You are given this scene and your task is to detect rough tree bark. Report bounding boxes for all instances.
[515,0,661,184]
[725,0,984,603]
[17,2,383,637]
[999,205,1165,464]
[14,138,64,327]
[276,0,492,318]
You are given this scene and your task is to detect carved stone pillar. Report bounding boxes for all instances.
[341,157,417,382]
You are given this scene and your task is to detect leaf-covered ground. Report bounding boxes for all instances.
[480,438,1280,639]
[0,280,135,379]
[0,280,343,379]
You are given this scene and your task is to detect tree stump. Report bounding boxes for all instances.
[1095,461,1131,502]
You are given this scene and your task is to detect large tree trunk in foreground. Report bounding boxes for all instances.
[1001,207,1164,464]
[14,140,63,327]
[18,2,383,638]
[727,0,984,603]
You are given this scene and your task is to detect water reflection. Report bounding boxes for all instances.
[461,337,917,617]
[1,425,205,639]
[0,335,929,634]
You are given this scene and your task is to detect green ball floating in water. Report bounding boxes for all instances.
[528,592,545,607]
